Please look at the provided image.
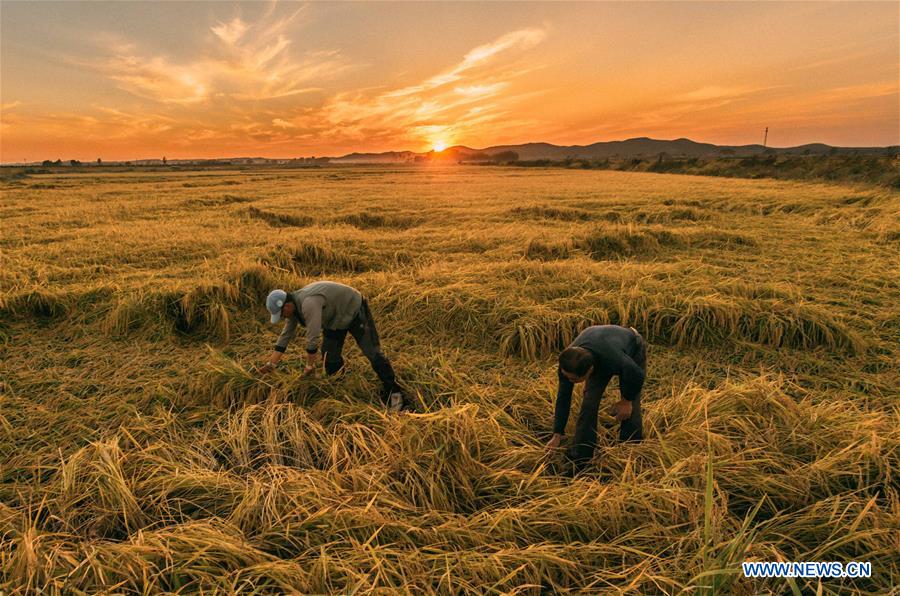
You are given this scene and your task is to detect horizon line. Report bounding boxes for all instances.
[3,134,898,165]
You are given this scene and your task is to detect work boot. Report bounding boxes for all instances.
[387,391,405,412]
[382,382,414,413]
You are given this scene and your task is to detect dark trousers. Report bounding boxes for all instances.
[321,299,397,403]
[567,329,646,468]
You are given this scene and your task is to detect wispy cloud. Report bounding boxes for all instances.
[0,101,23,132]
[297,27,547,148]
[77,6,346,104]
[454,83,509,98]
[674,85,771,102]
[85,41,208,105]
[788,36,897,72]
[5,23,550,155]
[271,118,295,129]
[211,17,248,46]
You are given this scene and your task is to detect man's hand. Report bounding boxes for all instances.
[611,399,633,422]
[302,351,319,377]
[256,351,283,375]
[546,433,564,451]
[256,362,275,375]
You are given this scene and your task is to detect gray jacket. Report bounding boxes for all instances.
[274,281,363,353]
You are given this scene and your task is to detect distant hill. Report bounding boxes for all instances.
[330,137,897,163]
[5,137,895,167]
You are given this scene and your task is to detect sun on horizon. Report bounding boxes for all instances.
[433,141,448,152]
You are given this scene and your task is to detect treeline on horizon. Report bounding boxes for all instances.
[502,153,900,188]
[3,153,898,188]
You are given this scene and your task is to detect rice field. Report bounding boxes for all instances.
[1,165,898,593]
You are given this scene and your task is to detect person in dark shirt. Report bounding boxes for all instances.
[546,325,647,471]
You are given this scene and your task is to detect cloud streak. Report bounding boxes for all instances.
[300,27,547,149]
[37,13,550,153]
[78,6,345,104]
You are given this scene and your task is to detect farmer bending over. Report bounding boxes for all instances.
[547,324,647,471]
[258,280,411,411]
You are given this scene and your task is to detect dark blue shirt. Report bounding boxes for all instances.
[553,325,646,434]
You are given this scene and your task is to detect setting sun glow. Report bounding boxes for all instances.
[0,2,896,160]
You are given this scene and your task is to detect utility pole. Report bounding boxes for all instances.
[763,127,768,148]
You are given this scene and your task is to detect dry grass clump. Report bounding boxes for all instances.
[103,265,277,339]
[641,294,865,352]
[686,229,758,248]
[337,212,420,229]
[267,242,367,275]
[266,240,418,277]
[634,207,709,223]
[211,403,330,471]
[182,180,242,188]
[187,350,282,407]
[715,280,799,301]
[44,437,148,538]
[245,206,314,227]
[373,275,863,358]
[577,228,669,258]
[102,286,235,340]
[576,226,756,259]
[498,293,865,358]
[270,242,368,275]
[639,376,895,505]
[662,198,705,207]
[598,209,625,222]
[101,291,168,336]
[523,238,573,260]
[876,228,900,243]
[226,262,280,305]
[0,289,71,319]
[184,194,255,207]
[1,286,118,326]
[509,205,592,221]
[169,284,236,340]
[373,282,511,344]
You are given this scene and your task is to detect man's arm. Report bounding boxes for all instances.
[615,352,645,402]
[301,295,325,354]
[274,316,298,354]
[257,318,297,372]
[553,367,575,435]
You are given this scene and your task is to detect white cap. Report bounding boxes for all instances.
[265,289,288,324]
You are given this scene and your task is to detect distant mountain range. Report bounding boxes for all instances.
[9,137,895,166]
[332,137,897,163]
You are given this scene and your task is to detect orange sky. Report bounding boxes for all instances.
[1,1,898,162]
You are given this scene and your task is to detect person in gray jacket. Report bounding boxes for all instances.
[257,281,410,411]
